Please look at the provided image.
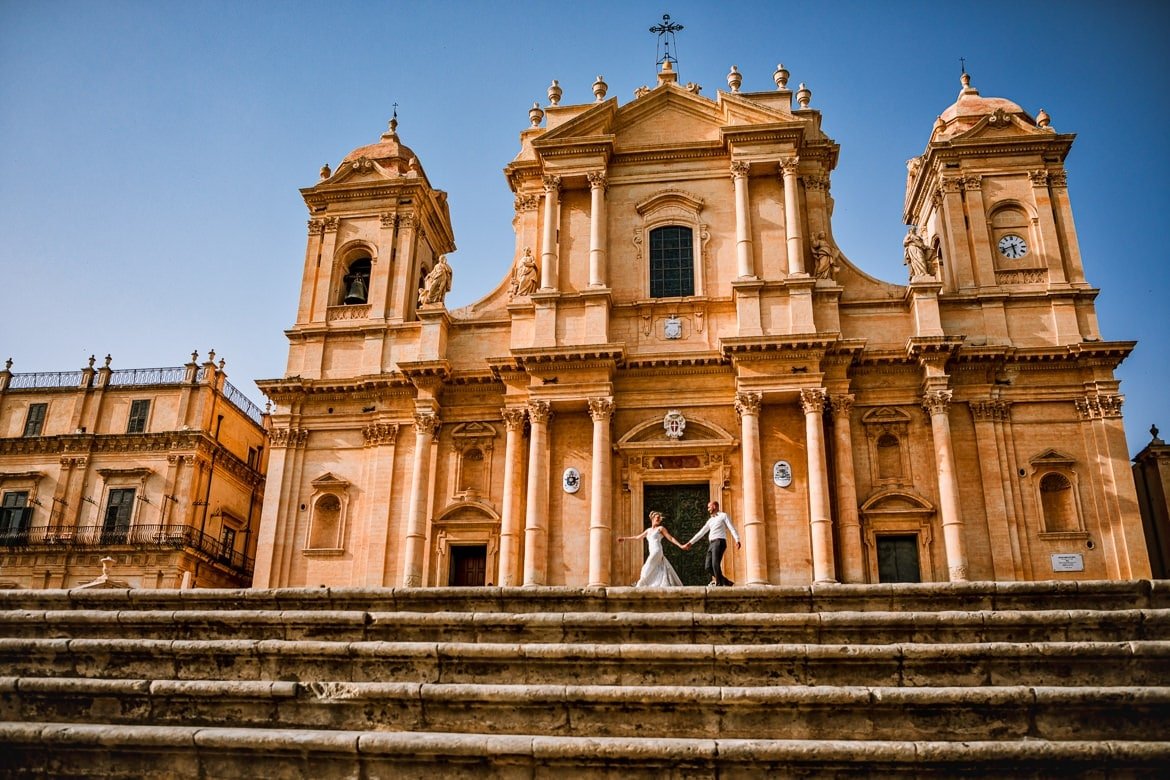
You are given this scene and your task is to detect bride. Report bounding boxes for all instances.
[619,511,685,587]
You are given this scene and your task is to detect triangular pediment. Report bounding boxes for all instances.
[1029,448,1077,468]
[613,86,725,149]
[535,99,618,144]
[717,91,795,126]
[311,472,349,488]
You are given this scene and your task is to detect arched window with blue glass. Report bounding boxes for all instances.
[649,225,694,298]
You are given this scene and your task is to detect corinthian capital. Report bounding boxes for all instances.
[922,390,953,416]
[829,393,855,416]
[586,171,608,190]
[730,161,751,178]
[588,397,614,422]
[734,391,762,418]
[542,175,561,193]
[362,422,399,446]
[413,412,440,437]
[800,388,827,415]
[527,399,552,425]
[779,157,800,176]
[502,407,528,431]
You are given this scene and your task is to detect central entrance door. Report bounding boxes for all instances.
[449,545,487,586]
[643,483,709,586]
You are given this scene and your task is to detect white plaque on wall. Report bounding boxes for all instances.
[562,467,581,494]
[773,460,793,487]
[1050,553,1084,572]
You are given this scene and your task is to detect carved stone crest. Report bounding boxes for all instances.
[562,467,581,494]
[664,316,682,340]
[663,410,686,440]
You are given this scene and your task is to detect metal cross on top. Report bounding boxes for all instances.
[649,13,683,66]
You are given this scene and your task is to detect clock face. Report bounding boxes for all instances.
[998,234,1028,259]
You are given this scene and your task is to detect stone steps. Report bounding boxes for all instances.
[3,582,1169,777]
[6,607,1168,644]
[2,579,1167,614]
[5,677,1169,742]
[3,722,1168,779]
[3,637,1169,686]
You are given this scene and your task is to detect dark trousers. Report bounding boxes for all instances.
[704,538,731,586]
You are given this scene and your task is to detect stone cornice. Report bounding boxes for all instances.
[512,344,626,366]
[720,335,836,358]
[623,352,727,370]
[256,374,412,403]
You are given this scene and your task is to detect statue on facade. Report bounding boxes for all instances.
[903,227,934,280]
[509,248,539,298]
[811,232,841,280]
[418,255,453,306]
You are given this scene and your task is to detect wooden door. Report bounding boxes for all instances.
[642,483,709,585]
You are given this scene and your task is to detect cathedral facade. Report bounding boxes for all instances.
[253,60,1149,589]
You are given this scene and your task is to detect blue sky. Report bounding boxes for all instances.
[1,0,1167,454]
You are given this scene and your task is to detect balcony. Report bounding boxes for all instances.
[0,523,254,577]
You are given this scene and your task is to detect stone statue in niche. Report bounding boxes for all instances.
[903,227,935,280]
[418,255,453,306]
[510,248,539,298]
[811,232,841,280]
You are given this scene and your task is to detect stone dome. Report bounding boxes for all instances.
[339,116,420,175]
[933,73,1031,140]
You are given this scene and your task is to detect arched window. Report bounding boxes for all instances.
[1039,472,1078,532]
[308,494,342,549]
[877,433,902,481]
[649,226,694,298]
[340,257,371,305]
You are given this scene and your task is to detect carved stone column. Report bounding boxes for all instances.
[923,390,968,581]
[587,172,608,288]
[830,394,864,583]
[540,175,561,290]
[801,389,837,583]
[736,391,768,584]
[497,407,528,586]
[402,412,440,587]
[780,157,805,276]
[587,398,615,586]
[361,422,399,586]
[731,162,755,278]
[523,400,552,585]
[253,426,307,588]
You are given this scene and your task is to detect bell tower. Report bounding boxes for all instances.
[286,114,456,380]
[903,72,1095,346]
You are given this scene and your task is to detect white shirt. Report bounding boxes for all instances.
[687,512,740,546]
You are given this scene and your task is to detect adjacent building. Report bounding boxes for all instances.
[0,353,267,588]
[253,59,1150,589]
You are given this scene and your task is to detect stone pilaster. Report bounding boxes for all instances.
[497,407,528,586]
[735,391,767,584]
[801,388,837,583]
[402,412,440,587]
[830,394,864,583]
[587,172,608,288]
[923,390,968,581]
[587,398,615,586]
[523,400,552,585]
[540,175,561,291]
[731,162,755,278]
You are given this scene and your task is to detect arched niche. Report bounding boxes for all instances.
[861,407,913,488]
[1028,449,1086,538]
[305,472,350,554]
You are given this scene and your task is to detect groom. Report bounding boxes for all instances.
[683,501,741,586]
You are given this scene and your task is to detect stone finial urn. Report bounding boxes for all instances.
[773,63,789,89]
[547,80,562,106]
[796,82,812,108]
[727,65,742,93]
[529,102,544,127]
[593,76,608,101]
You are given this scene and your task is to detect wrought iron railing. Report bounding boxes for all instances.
[222,380,264,425]
[8,366,264,427]
[0,522,253,576]
[7,371,84,389]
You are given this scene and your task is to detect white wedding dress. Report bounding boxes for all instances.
[635,526,684,587]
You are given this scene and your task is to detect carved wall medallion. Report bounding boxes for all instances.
[562,467,581,494]
[663,410,686,440]
[664,316,682,340]
[773,460,793,488]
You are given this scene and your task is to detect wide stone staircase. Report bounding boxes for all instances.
[1,580,1169,778]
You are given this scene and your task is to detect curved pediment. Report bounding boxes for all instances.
[860,489,934,515]
[434,500,500,524]
[617,414,736,447]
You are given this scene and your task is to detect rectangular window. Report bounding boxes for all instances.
[1,491,32,544]
[247,447,258,468]
[649,225,695,298]
[23,403,47,437]
[127,400,150,433]
[221,527,237,562]
[103,488,135,543]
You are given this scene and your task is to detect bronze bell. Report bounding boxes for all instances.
[343,275,368,305]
